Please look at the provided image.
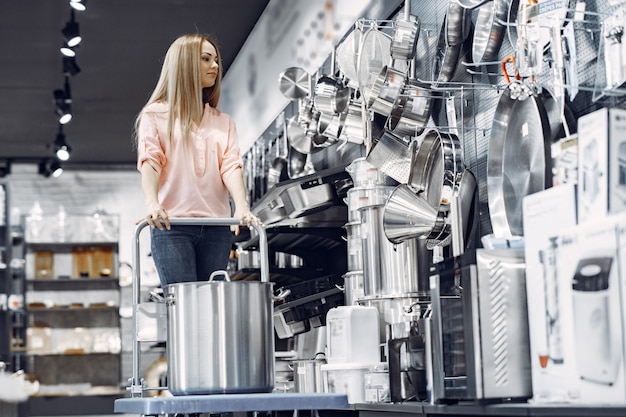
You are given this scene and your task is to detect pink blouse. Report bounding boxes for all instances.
[137,102,243,218]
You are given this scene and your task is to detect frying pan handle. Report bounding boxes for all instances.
[501,55,520,84]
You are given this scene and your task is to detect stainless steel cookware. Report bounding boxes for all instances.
[314,75,350,115]
[339,102,365,144]
[408,129,464,211]
[487,56,551,238]
[293,358,325,393]
[357,26,392,100]
[471,0,509,65]
[367,66,406,117]
[382,184,438,244]
[432,3,472,84]
[345,156,394,187]
[278,67,310,100]
[389,84,432,137]
[366,130,416,184]
[391,14,420,61]
[166,269,274,395]
[360,205,422,297]
[343,270,365,305]
[317,110,347,141]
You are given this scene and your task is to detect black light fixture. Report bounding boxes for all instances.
[38,159,64,178]
[53,77,73,125]
[62,10,81,47]
[69,0,87,11]
[50,160,64,178]
[63,56,81,76]
[53,126,72,161]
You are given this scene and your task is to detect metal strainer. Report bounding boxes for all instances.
[365,130,415,184]
[357,25,392,102]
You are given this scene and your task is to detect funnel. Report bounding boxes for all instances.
[382,184,438,244]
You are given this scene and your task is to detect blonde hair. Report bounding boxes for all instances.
[134,33,222,146]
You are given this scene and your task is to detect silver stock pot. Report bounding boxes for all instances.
[165,270,275,395]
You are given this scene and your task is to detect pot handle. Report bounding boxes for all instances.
[208,270,231,282]
[273,287,292,301]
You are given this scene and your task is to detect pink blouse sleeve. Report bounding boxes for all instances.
[137,111,166,174]
[219,116,243,180]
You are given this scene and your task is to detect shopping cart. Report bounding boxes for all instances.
[114,217,348,416]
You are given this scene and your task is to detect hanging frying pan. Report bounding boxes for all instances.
[487,56,552,238]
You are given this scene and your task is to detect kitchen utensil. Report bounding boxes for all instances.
[336,24,363,88]
[166,269,275,395]
[389,84,432,137]
[314,75,350,115]
[366,130,416,184]
[339,101,366,144]
[345,156,394,187]
[487,56,551,238]
[288,144,309,178]
[432,15,463,85]
[391,5,420,61]
[381,184,438,244]
[286,115,322,155]
[408,129,463,212]
[471,0,509,65]
[367,65,406,117]
[278,67,310,100]
[357,25,392,101]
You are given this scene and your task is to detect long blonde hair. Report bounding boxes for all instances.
[134,34,222,146]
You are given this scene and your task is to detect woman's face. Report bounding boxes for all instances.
[200,40,219,88]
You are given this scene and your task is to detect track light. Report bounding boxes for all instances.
[69,0,86,11]
[54,128,72,161]
[53,78,73,125]
[60,42,77,57]
[38,159,64,178]
[63,56,81,76]
[62,10,81,47]
[50,160,64,178]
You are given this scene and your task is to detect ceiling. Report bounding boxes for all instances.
[0,0,269,171]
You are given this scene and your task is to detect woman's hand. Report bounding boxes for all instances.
[233,209,261,236]
[138,204,170,230]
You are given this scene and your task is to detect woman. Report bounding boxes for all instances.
[134,33,259,287]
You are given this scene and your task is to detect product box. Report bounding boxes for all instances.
[577,107,626,223]
[525,207,626,403]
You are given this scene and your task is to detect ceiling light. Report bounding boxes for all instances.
[69,0,86,11]
[62,11,82,47]
[54,129,72,161]
[63,56,81,76]
[50,160,64,178]
[60,42,77,57]
[53,89,72,124]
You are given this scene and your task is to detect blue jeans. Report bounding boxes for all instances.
[150,225,232,287]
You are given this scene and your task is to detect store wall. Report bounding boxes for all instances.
[6,163,145,266]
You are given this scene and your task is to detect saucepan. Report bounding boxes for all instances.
[314,75,351,115]
[367,65,406,118]
[487,55,551,238]
[391,3,420,61]
[388,83,432,137]
[339,101,365,144]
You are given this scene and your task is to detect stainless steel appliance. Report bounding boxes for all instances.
[426,249,531,402]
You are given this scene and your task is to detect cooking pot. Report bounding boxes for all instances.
[388,84,432,137]
[165,270,275,395]
[278,67,310,100]
[367,66,406,117]
[391,13,420,61]
[314,75,351,115]
[293,357,326,393]
[339,102,365,144]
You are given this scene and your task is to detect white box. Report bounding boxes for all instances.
[523,185,577,402]
[577,107,626,223]
[526,211,626,404]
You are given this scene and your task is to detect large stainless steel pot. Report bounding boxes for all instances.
[165,270,274,395]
